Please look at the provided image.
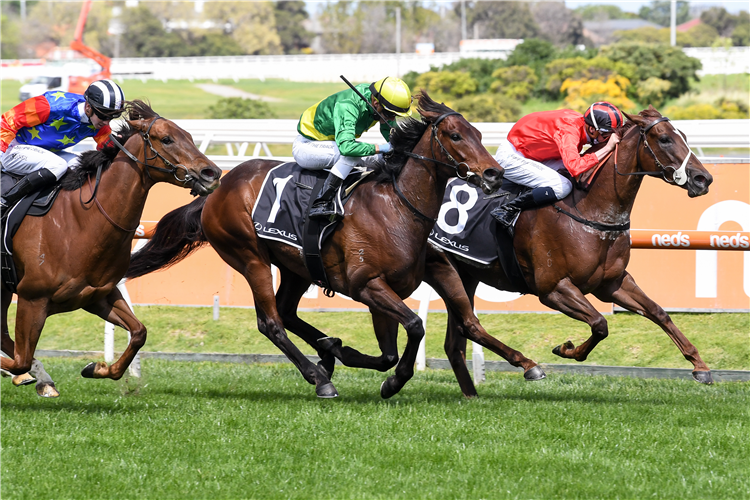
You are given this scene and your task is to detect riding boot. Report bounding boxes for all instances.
[1,168,57,213]
[491,187,558,229]
[309,172,344,220]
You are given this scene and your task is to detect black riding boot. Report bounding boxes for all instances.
[491,187,558,229]
[309,172,344,220]
[1,168,57,211]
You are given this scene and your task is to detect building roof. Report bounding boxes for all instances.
[677,18,702,32]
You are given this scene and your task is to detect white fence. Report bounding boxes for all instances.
[3,47,748,83]
[171,118,749,168]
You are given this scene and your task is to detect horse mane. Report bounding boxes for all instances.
[59,99,158,191]
[369,91,456,184]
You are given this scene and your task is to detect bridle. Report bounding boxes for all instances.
[615,116,695,186]
[82,116,198,232]
[393,111,488,223]
[403,112,479,184]
[109,116,197,187]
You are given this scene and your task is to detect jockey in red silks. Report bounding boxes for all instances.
[1,79,125,210]
[491,101,624,228]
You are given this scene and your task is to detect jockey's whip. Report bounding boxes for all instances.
[340,75,396,132]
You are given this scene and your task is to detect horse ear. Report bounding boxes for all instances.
[647,104,660,115]
[623,111,645,127]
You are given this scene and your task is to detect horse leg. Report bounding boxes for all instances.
[319,309,401,371]
[595,272,713,384]
[275,268,337,379]
[0,298,48,381]
[424,256,545,395]
[80,290,146,380]
[352,278,425,399]
[537,279,611,362]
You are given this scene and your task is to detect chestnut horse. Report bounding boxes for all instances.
[422,107,715,397]
[1,100,222,397]
[126,93,505,399]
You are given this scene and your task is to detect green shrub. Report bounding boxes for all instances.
[450,94,522,122]
[635,77,672,108]
[435,58,506,93]
[661,98,748,120]
[205,97,277,119]
[599,42,701,99]
[544,55,636,96]
[415,71,478,99]
[490,65,538,102]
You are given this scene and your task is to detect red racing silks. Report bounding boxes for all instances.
[1,95,51,152]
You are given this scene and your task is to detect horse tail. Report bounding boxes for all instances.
[126,197,208,280]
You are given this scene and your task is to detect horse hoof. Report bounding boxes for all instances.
[552,340,575,358]
[317,336,342,352]
[316,382,339,398]
[12,372,36,386]
[524,366,546,381]
[692,370,714,385]
[81,362,100,379]
[36,382,59,398]
[380,377,400,399]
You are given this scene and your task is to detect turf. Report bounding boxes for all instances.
[7,305,749,371]
[2,359,748,499]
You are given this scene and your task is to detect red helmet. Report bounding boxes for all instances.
[584,102,623,133]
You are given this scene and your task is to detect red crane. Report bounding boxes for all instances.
[67,0,112,94]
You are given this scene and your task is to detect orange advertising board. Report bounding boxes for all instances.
[127,162,749,312]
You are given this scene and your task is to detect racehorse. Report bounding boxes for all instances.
[126,92,506,399]
[423,106,715,397]
[1,100,222,397]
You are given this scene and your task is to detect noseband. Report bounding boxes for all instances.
[616,116,695,186]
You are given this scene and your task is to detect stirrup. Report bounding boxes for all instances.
[490,206,520,228]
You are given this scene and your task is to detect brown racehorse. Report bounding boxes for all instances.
[421,107,715,397]
[1,100,222,397]
[126,93,505,399]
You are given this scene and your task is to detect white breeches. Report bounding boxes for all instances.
[494,140,572,200]
[292,135,360,180]
[1,141,79,180]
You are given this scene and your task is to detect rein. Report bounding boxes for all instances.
[86,176,139,233]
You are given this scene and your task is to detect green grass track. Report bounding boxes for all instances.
[2,359,748,499]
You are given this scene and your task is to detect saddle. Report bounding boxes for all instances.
[1,172,63,293]
[251,161,373,293]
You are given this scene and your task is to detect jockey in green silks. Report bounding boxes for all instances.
[293,76,412,219]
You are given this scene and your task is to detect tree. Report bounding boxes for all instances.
[1,13,22,58]
[490,66,538,102]
[451,94,521,122]
[415,71,477,99]
[460,1,539,40]
[203,1,282,55]
[274,1,312,54]
[700,7,737,37]
[574,5,638,21]
[731,11,750,46]
[638,1,690,27]
[600,42,701,99]
[530,2,588,47]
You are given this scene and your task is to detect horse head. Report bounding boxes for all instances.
[415,92,503,194]
[625,106,713,198]
[123,100,222,196]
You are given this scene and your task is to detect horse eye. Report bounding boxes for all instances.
[450,133,462,141]
[162,136,174,145]
[658,135,671,144]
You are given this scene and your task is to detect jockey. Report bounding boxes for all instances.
[293,76,412,219]
[491,101,623,228]
[1,79,125,209]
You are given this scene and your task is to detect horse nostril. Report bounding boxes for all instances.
[201,168,217,181]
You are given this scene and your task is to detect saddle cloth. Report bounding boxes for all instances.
[429,178,521,265]
[251,162,354,249]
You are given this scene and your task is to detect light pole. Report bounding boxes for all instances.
[670,0,677,46]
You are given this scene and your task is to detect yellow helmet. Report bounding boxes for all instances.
[370,77,412,117]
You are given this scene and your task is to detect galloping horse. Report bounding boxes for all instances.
[423,107,715,397]
[1,100,222,397]
[126,93,505,398]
